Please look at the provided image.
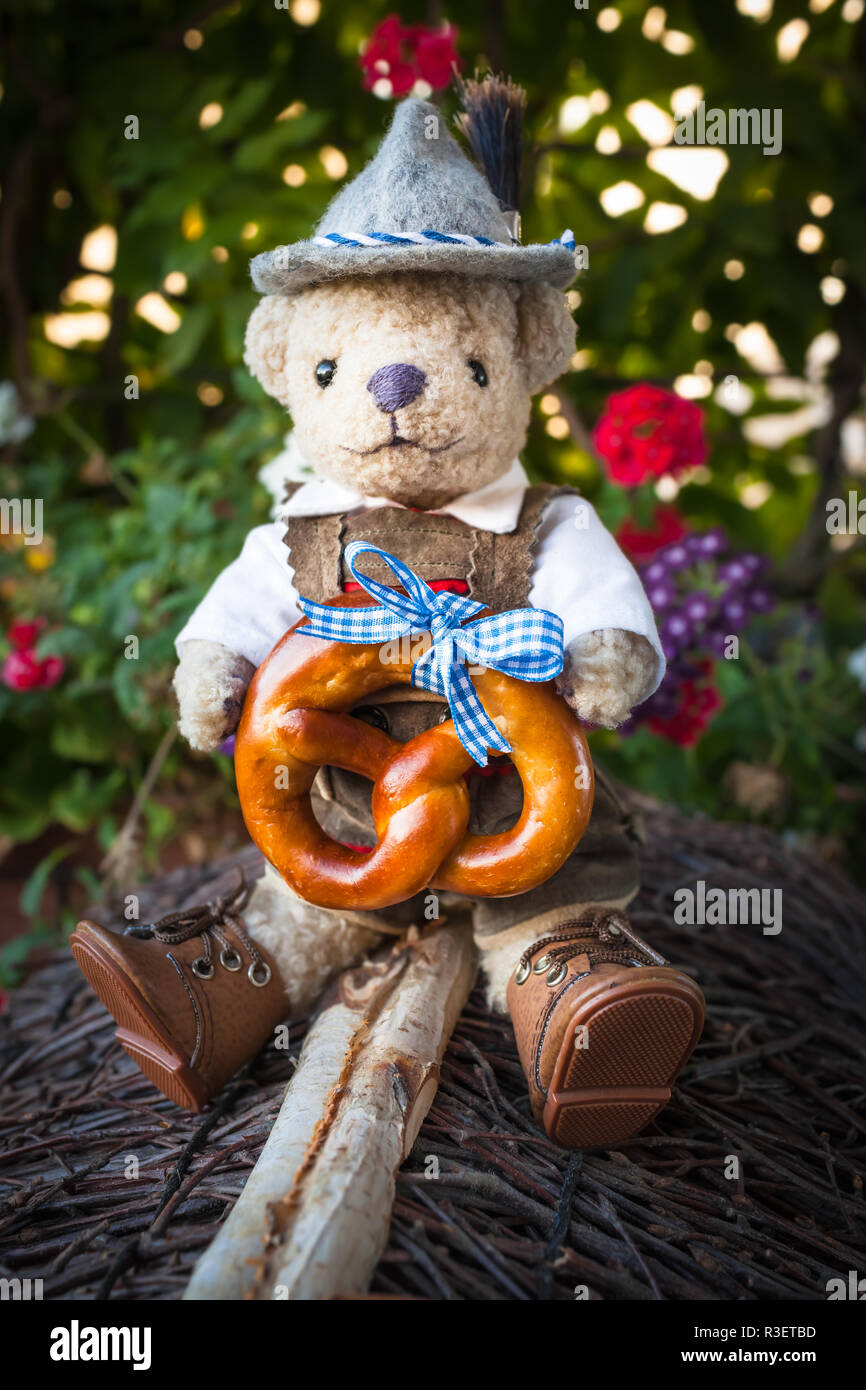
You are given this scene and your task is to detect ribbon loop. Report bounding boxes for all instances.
[296,543,564,766]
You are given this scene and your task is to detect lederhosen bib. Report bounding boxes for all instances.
[281,483,641,931]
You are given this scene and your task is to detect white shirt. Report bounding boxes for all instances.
[175,458,664,694]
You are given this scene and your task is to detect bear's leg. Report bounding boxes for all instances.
[243,861,396,1017]
[473,772,704,1149]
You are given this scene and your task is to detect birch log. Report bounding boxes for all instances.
[185,918,476,1300]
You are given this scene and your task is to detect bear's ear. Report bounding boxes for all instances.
[516,281,576,395]
[244,295,296,406]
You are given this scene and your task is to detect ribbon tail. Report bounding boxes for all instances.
[446,662,511,768]
[410,641,447,696]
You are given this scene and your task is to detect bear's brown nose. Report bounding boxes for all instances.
[366,363,427,414]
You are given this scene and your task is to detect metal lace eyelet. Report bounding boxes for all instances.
[191,957,214,980]
[248,961,272,988]
[514,960,530,985]
[532,954,551,974]
[546,962,568,987]
[220,948,242,972]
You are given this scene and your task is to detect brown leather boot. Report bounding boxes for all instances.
[506,910,704,1149]
[70,875,288,1111]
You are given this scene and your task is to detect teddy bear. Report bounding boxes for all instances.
[72,91,704,1146]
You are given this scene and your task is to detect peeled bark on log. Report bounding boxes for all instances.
[185,918,477,1301]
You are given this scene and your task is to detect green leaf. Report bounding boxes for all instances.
[232,111,328,172]
[20,843,77,920]
[161,304,214,373]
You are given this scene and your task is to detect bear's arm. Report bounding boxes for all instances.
[556,628,658,728]
[173,522,302,751]
[528,493,664,728]
[174,640,256,752]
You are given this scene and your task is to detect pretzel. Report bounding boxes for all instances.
[234,595,594,911]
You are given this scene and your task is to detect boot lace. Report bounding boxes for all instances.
[517,909,667,977]
[124,870,269,983]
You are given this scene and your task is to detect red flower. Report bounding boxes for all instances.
[414,25,459,88]
[595,384,707,487]
[650,661,722,747]
[360,15,459,95]
[360,15,416,96]
[7,617,46,650]
[616,505,687,561]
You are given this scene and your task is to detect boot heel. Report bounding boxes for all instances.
[115,1029,207,1111]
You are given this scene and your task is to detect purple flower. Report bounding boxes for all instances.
[683,591,714,625]
[646,578,677,611]
[218,735,236,756]
[659,542,691,572]
[722,596,747,626]
[719,559,751,587]
[707,630,734,659]
[740,553,767,576]
[644,559,669,585]
[747,587,775,614]
[687,527,727,559]
[661,611,694,656]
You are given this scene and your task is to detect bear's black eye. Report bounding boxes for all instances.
[468,359,488,387]
[315,359,337,388]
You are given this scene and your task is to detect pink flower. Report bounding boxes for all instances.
[39,654,65,689]
[1,647,65,691]
[595,384,707,487]
[2,648,44,690]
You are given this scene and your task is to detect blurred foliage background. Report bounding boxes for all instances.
[0,0,864,975]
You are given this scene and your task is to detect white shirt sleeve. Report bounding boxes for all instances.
[174,521,302,667]
[528,494,665,694]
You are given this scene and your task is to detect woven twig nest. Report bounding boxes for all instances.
[1,802,864,1301]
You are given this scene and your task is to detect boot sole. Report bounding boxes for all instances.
[542,969,705,1149]
[70,924,207,1111]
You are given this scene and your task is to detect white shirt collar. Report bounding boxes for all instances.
[279,457,530,535]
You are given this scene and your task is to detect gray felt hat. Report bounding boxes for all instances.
[250,98,577,296]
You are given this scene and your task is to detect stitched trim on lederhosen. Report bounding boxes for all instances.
[281,481,568,608]
[281,484,344,603]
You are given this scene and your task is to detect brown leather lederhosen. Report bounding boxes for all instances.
[282,483,641,937]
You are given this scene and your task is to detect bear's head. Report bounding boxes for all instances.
[244,271,575,510]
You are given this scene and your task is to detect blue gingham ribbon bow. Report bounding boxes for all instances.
[296,541,564,766]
